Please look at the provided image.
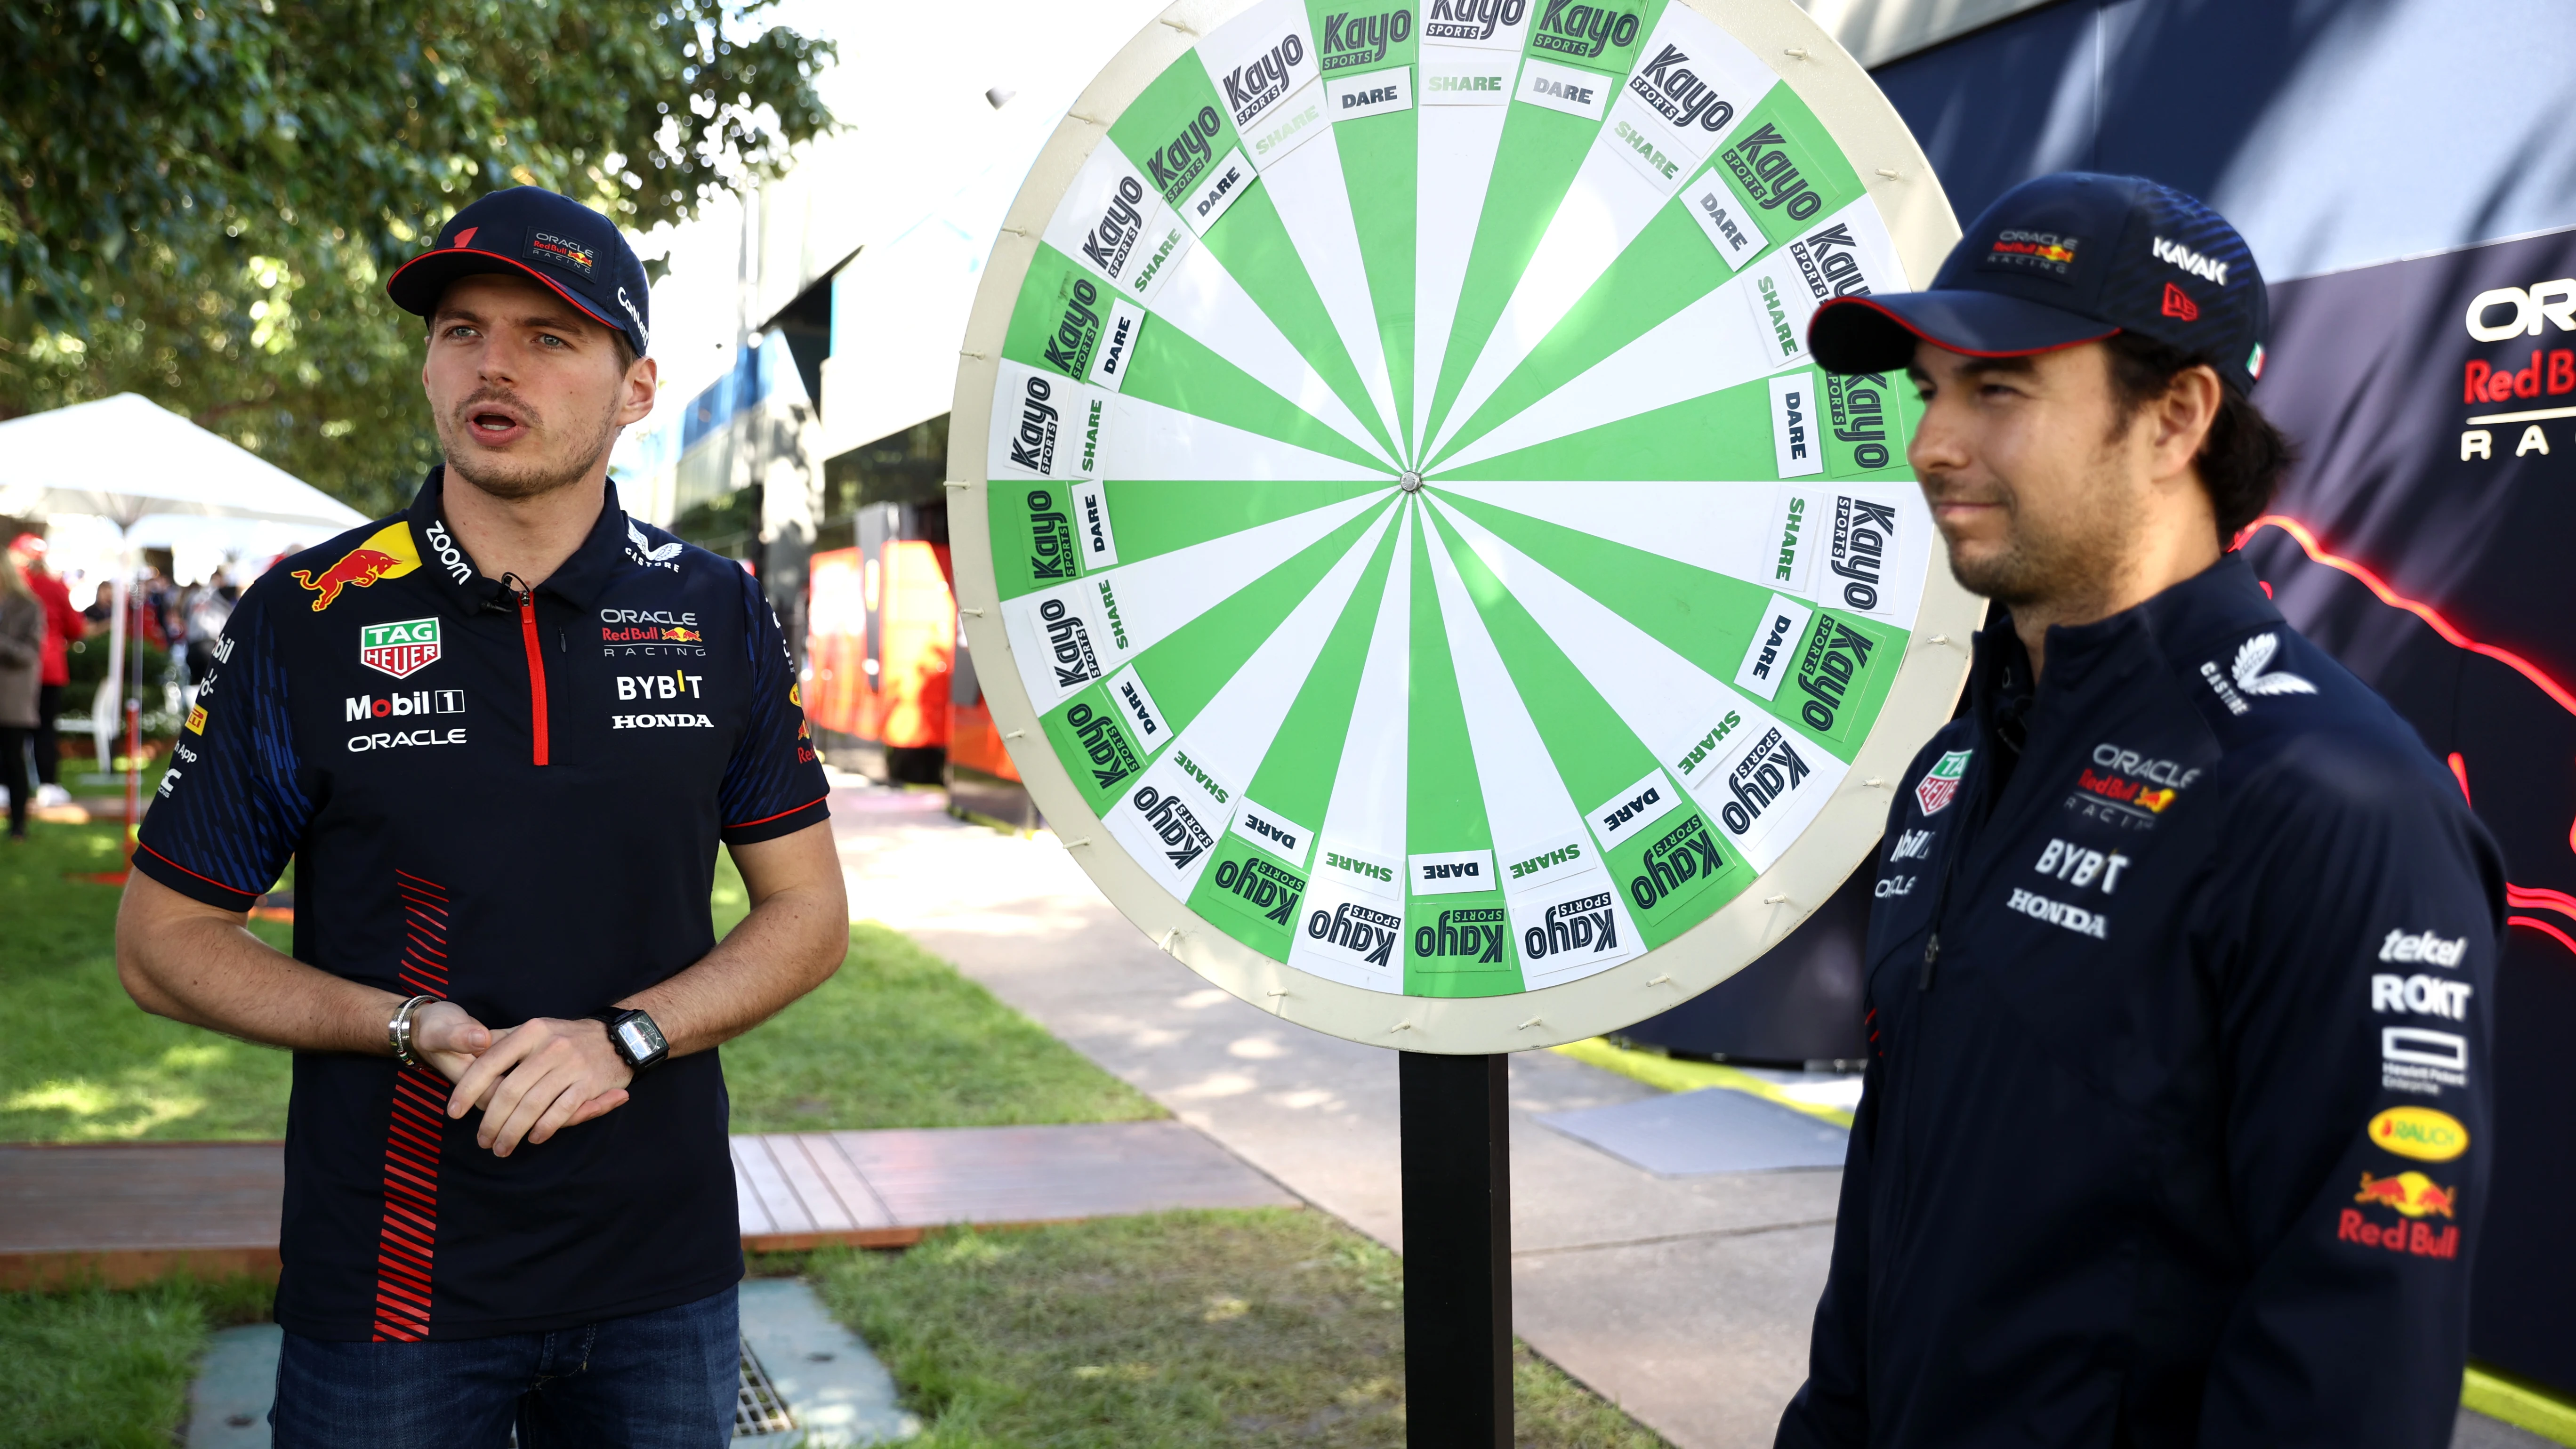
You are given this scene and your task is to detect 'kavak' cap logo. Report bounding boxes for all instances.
[1807,172,2270,396]
[384,186,652,356]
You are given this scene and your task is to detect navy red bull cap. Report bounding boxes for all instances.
[385,186,652,356]
[1808,172,2268,394]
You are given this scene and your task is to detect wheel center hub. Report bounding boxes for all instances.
[1398,470,1424,493]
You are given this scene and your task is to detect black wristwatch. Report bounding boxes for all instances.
[591,1008,669,1073]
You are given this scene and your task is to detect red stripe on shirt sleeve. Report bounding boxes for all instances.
[133,842,262,912]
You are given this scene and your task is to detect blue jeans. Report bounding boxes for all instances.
[271,1285,738,1449]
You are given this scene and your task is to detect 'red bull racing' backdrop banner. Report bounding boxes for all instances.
[2247,224,2576,1395]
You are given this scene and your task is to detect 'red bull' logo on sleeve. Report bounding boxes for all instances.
[2354,1170,2456,1219]
[2339,1172,2463,1260]
[291,522,422,612]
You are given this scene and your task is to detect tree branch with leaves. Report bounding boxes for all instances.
[0,0,834,515]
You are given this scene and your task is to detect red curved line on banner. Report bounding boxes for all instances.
[2237,520,2576,960]
[2241,515,2576,718]
[2506,885,2576,922]
[2511,916,2576,956]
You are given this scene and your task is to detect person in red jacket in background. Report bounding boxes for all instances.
[8,534,87,809]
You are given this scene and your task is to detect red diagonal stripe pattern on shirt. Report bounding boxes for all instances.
[372,1066,446,1340]
[374,871,452,1341]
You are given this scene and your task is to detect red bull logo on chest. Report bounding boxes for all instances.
[293,521,422,612]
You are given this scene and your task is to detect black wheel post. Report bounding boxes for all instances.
[1399,1050,1512,1448]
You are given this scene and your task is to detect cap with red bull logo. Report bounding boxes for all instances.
[384,186,652,357]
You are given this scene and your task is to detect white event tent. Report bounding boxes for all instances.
[0,393,364,803]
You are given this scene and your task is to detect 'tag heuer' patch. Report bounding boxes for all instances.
[361,618,443,680]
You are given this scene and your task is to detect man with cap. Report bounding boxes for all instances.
[1775,174,2503,1447]
[115,186,847,1446]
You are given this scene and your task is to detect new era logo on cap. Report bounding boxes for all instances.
[2162,283,2200,322]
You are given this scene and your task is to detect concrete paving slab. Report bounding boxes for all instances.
[1513,1226,1835,1449]
[1538,1090,1852,1176]
[738,1278,919,1445]
[2455,1407,2560,1449]
[185,1323,280,1449]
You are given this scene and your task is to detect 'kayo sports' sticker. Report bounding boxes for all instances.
[980,0,1940,1006]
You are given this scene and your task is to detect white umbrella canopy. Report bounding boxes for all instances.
[0,393,367,808]
[0,392,366,529]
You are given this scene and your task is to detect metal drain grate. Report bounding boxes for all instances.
[735,1335,797,1437]
[498,1335,793,1444]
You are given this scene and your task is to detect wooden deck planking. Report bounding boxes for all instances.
[788,1133,896,1230]
[765,1135,861,1233]
[731,1149,778,1238]
[731,1136,817,1235]
[0,1143,287,1289]
[2,1124,1298,1287]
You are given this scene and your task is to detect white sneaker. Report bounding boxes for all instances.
[35,784,71,808]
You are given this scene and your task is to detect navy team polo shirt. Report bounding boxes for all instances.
[135,467,829,1341]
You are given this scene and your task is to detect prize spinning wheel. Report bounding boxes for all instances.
[950,0,1974,1052]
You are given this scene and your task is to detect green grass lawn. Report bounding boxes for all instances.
[0,815,298,1142]
[0,1273,274,1449]
[0,823,1155,1141]
[804,1209,1669,1449]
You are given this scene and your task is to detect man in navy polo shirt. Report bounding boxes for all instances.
[115,186,849,1447]
[1776,175,2503,1446]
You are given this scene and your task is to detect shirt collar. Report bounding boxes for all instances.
[1968,550,2284,714]
[403,465,633,611]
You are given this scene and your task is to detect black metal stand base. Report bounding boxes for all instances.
[1400,1051,1511,1448]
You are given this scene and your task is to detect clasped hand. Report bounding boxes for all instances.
[409,1002,634,1157]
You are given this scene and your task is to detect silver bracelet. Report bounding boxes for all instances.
[387,994,436,1068]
